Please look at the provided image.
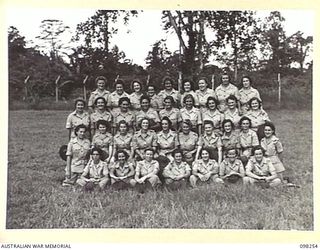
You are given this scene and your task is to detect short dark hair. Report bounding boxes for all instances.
[114,79,124,88]
[182,119,192,129]
[172,148,183,158]
[144,148,155,154]
[252,145,266,156]
[74,124,87,136]
[96,120,110,130]
[248,97,262,109]
[74,98,86,109]
[239,116,252,128]
[162,76,174,85]
[264,121,276,135]
[115,149,129,161]
[241,75,252,86]
[118,96,131,106]
[91,147,103,156]
[222,119,235,131]
[206,96,219,108]
[131,79,142,91]
[118,120,129,131]
[226,94,238,103]
[182,79,195,92]
[95,76,107,85]
[140,95,151,104]
[161,116,172,129]
[94,96,106,106]
[139,117,150,129]
[203,120,214,128]
[183,94,195,105]
[199,147,213,159]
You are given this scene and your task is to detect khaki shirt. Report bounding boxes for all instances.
[195,88,216,108]
[246,110,270,130]
[65,111,90,138]
[198,133,222,149]
[112,109,135,131]
[110,161,135,178]
[90,110,113,129]
[159,108,182,129]
[180,91,200,108]
[260,135,283,157]
[66,137,91,173]
[135,108,160,127]
[92,132,113,152]
[223,108,241,128]
[180,107,202,129]
[178,131,199,152]
[221,131,241,151]
[149,95,161,111]
[219,159,244,177]
[215,84,239,112]
[157,89,181,109]
[239,87,261,106]
[202,109,224,130]
[157,130,179,155]
[135,160,159,177]
[129,92,143,111]
[132,130,158,150]
[88,89,110,107]
[107,91,129,109]
[82,159,109,179]
[113,133,133,155]
[246,157,277,177]
[239,129,259,150]
[163,161,191,178]
[192,159,219,175]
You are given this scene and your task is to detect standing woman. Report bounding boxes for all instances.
[195,77,216,110]
[132,118,158,161]
[178,119,199,166]
[202,96,224,135]
[180,79,199,108]
[238,75,261,115]
[215,72,239,113]
[159,96,182,131]
[112,120,134,162]
[146,84,160,111]
[90,97,113,136]
[157,76,181,109]
[88,76,110,113]
[66,98,91,140]
[62,124,91,186]
[223,95,242,130]
[112,97,135,134]
[107,79,129,111]
[135,95,160,131]
[238,116,259,166]
[220,119,241,157]
[246,97,270,141]
[179,94,202,134]
[129,79,143,112]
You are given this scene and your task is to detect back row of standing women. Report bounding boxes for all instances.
[62,73,286,188]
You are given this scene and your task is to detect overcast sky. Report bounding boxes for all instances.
[6,8,314,67]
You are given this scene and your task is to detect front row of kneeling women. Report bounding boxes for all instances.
[62,125,281,190]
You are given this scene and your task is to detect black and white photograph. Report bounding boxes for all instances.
[6,7,313,232]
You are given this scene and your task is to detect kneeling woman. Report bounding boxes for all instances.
[109,150,136,188]
[162,149,191,188]
[243,146,281,187]
[63,124,91,186]
[134,148,162,188]
[76,147,110,191]
[190,148,221,188]
[219,148,245,184]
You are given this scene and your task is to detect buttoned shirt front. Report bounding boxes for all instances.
[113,133,133,154]
[92,132,113,152]
[82,159,109,179]
[181,90,200,107]
[246,157,277,177]
[90,110,113,129]
[180,107,202,128]
[157,89,181,109]
[66,137,91,173]
[202,109,224,130]
[135,108,160,127]
[132,130,158,150]
[260,135,283,157]
[107,91,129,109]
[178,131,199,152]
[224,108,241,128]
[112,110,135,130]
[88,89,110,107]
[246,110,270,130]
[219,159,244,177]
[129,92,143,111]
[149,95,161,111]
[239,87,261,106]
[163,161,191,178]
[239,129,259,149]
[157,130,179,155]
[195,88,216,107]
[136,160,159,177]
[159,108,182,129]
[198,133,222,149]
[110,161,134,177]
[215,84,239,112]
[66,111,90,138]
[192,159,219,175]
[221,131,241,150]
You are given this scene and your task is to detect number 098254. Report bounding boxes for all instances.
[300,244,318,248]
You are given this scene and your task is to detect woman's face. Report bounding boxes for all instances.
[241,119,250,131]
[96,99,106,110]
[208,99,216,110]
[161,119,170,131]
[223,122,232,133]
[98,124,107,134]
[254,149,264,162]
[77,128,86,139]
[119,123,127,134]
[76,101,84,113]
[201,150,210,161]
[118,152,126,164]
[116,83,124,95]
[97,80,106,90]
[141,99,150,111]
[264,126,274,138]
[120,100,129,111]
[227,99,236,109]
[204,124,213,135]
[227,149,237,163]
[222,74,230,85]
[242,77,251,88]
[164,99,172,109]
[133,82,141,93]
[92,150,100,163]
[141,119,149,130]
[145,150,154,162]
[182,123,190,134]
[174,152,182,163]
[251,99,260,110]
[164,80,173,90]
[184,82,191,92]
[147,86,155,97]
[198,79,207,91]
[184,97,193,109]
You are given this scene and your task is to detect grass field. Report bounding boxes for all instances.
[7,109,313,229]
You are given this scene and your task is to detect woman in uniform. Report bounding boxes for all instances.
[195,77,216,110]
[202,96,224,135]
[107,79,129,111]
[135,95,160,131]
[159,96,181,131]
[179,94,202,134]
[180,79,199,108]
[112,120,134,162]
[129,79,143,112]
[223,95,242,130]
[112,97,135,134]
[157,76,181,109]
[220,119,241,158]
[90,97,113,136]
[88,76,110,113]
[238,75,261,115]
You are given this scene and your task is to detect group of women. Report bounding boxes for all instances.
[61,73,288,191]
